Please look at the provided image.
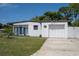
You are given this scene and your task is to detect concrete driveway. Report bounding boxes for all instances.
[32,38,79,56]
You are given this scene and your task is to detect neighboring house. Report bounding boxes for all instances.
[12,21,68,38]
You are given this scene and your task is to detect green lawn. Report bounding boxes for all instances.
[0,36,46,56]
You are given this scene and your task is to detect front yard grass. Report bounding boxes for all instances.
[0,36,46,56]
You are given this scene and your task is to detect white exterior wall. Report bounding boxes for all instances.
[13,22,68,38]
[42,23,49,37]
[13,22,41,37]
[68,27,79,39]
[41,22,68,38]
[28,22,41,36]
[13,22,79,38]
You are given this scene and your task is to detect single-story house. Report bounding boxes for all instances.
[12,21,68,38]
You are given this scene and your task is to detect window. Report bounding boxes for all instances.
[19,27,22,34]
[33,25,38,30]
[44,25,47,28]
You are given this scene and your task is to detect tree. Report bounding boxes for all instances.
[32,11,63,22]
[31,16,39,22]
[70,3,79,9]
[32,16,48,22]
[72,20,79,26]
[44,11,63,21]
[3,24,13,38]
[69,3,79,22]
[31,3,79,26]
[59,4,79,22]
[0,23,3,29]
[59,7,72,21]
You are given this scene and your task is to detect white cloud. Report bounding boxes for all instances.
[0,3,18,7]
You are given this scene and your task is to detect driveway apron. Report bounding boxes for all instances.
[32,38,79,56]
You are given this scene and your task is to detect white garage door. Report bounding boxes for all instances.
[49,24,66,38]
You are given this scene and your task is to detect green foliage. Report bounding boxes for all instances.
[3,25,13,38]
[32,16,49,22]
[69,4,79,21]
[32,16,39,22]
[44,11,63,21]
[70,3,79,9]
[31,3,79,27]
[59,7,72,21]
[32,11,63,22]
[72,20,79,27]
[0,23,3,29]
[4,27,11,33]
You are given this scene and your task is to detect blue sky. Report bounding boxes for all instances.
[0,3,69,24]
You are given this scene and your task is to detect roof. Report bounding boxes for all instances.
[7,20,32,25]
[7,20,68,25]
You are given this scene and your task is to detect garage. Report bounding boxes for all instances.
[49,23,66,38]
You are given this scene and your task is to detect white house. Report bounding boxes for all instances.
[12,21,68,38]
